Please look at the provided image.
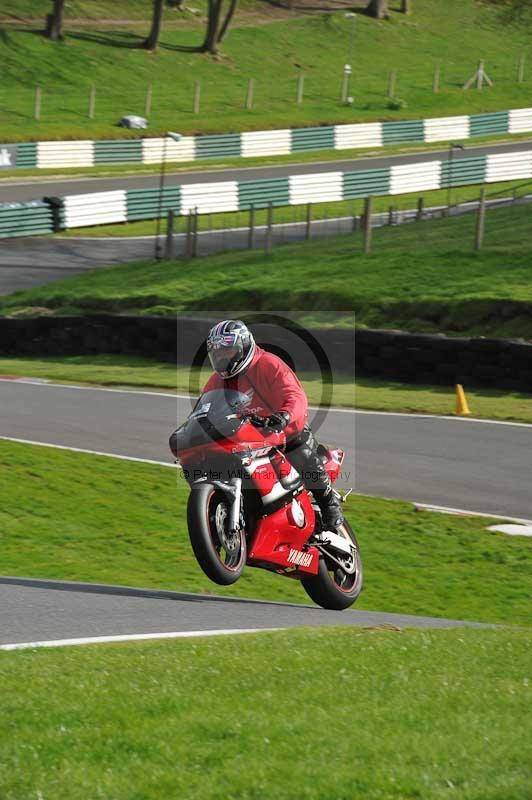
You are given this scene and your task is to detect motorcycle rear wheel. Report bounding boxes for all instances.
[301,520,362,610]
[187,483,247,585]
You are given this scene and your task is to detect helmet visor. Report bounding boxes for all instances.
[207,343,242,375]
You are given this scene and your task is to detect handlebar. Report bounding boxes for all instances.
[242,413,287,440]
[244,413,269,428]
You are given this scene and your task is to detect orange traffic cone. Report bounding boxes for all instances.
[455,384,470,416]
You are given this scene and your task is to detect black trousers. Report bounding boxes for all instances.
[284,426,340,514]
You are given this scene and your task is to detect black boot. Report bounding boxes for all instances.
[314,486,345,532]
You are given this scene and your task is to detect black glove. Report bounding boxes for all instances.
[264,411,290,432]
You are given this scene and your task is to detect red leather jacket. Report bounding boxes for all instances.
[202,346,308,440]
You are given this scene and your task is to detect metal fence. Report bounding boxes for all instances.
[159,181,532,259]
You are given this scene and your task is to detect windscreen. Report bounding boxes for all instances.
[172,389,251,453]
[191,389,251,421]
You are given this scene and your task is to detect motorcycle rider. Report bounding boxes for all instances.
[202,319,345,532]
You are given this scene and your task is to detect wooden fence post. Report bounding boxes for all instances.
[297,74,305,105]
[477,60,484,91]
[88,85,96,119]
[145,83,153,117]
[34,86,41,120]
[305,203,312,240]
[248,205,255,249]
[265,203,273,255]
[363,196,373,254]
[164,209,175,260]
[433,64,440,93]
[388,70,397,98]
[245,79,254,110]
[185,211,193,258]
[192,208,199,257]
[475,188,486,251]
[518,54,526,83]
[417,197,424,221]
[193,81,201,114]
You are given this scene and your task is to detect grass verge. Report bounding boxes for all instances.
[1,0,532,141]
[0,627,531,799]
[1,355,532,423]
[1,440,531,625]
[2,203,531,340]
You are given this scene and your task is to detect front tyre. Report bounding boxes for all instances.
[301,520,362,610]
[187,483,246,585]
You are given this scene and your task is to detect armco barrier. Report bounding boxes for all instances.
[238,177,291,209]
[0,201,54,238]
[94,140,143,164]
[38,140,93,169]
[470,111,509,138]
[52,149,532,229]
[1,106,532,171]
[196,133,241,159]
[126,186,181,220]
[62,190,127,228]
[0,315,530,392]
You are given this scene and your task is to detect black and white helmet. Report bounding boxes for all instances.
[206,320,256,379]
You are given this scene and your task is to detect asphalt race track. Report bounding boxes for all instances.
[1,138,531,204]
[0,578,490,649]
[1,380,531,520]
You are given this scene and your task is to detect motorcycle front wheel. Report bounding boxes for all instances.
[187,483,247,585]
[301,520,362,610]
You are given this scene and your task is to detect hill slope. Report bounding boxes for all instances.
[2,203,531,339]
[0,0,531,140]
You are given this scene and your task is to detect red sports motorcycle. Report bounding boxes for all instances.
[170,389,362,610]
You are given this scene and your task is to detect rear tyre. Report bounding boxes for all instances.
[187,483,246,585]
[301,520,362,610]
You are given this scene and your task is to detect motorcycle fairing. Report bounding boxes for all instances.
[248,489,319,575]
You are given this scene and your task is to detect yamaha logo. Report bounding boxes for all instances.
[287,548,313,568]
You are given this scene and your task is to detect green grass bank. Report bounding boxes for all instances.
[0,627,530,799]
[1,0,532,140]
[3,203,531,340]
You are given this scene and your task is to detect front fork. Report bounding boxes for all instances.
[211,477,242,534]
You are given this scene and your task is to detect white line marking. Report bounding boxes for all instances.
[347,408,532,428]
[0,377,179,399]
[0,627,283,651]
[414,502,532,525]
[1,377,530,428]
[0,436,176,468]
